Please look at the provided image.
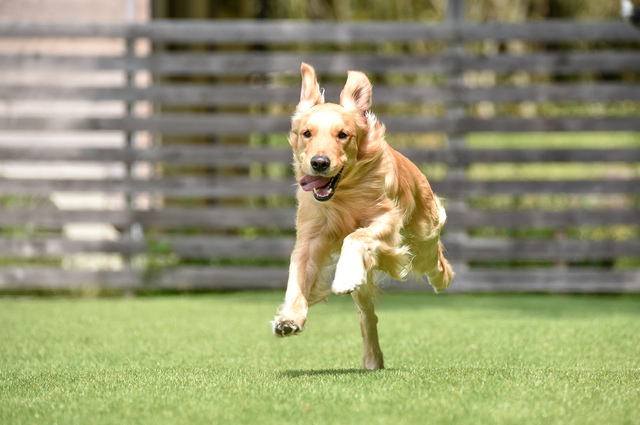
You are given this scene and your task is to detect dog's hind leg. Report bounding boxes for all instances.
[411,196,454,293]
[425,238,454,292]
[416,236,454,293]
[352,280,384,370]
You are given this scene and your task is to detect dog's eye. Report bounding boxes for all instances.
[338,131,348,139]
[302,130,312,138]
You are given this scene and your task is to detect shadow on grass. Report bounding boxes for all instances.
[280,368,386,378]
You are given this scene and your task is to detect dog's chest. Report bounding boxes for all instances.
[320,205,381,241]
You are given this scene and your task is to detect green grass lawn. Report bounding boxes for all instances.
[1,292,639,425]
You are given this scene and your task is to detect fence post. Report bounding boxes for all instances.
[123,30,143,291]
[445,0,469,277]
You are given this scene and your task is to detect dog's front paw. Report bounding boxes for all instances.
[272,317,304,338]
[332,241,369,295]
[332,266,367,295]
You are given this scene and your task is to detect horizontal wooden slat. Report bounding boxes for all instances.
[0,267,638,293]
[0,146,292,165]
[441,148,640,165]
[0,208,637,229]
[4,83,640,105]
[0,238,141,257]
[459,21,640,42]
[0,85,301,105]
[0,237,295,259]
[0,267,288,290]
[3,115,640,134]
[0,208,297,229]
[434,180,640,196]
[400,269,640,293]
[1,20,454,42]
[2,146,639,166]
[443,238,640,261]
[0,115,291,134]
[459,84,640,104]
[4,236,638,262]
[0,177,297,197]
[167,237,293,259]
[1,177,638,197]
[0,22,131,39]
[3,51,640,75]
[402,148,640,165]
[0,20,638,43]
[7,147,286,166]
[446,209,640,229]
[137,20,640,43]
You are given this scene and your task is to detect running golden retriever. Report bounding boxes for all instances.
[273,63,453,370]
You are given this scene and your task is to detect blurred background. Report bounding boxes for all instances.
[0,0,638,294]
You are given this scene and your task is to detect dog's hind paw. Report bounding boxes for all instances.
[272,318,303,338]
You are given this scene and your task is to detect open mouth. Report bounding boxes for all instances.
[298,167,344,202]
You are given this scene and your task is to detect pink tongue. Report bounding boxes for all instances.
[299,174,331,192]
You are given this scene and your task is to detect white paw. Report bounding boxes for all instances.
[332,262,367,295]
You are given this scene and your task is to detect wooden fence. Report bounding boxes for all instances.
[0,18,639,293]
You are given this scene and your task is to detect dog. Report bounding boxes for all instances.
[272,63,454,370]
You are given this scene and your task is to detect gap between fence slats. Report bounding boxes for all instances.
[0,208,637,229]
[2,237,639,262]
[2,147,640,165]
[1,178,639,198]
[2,116,640,134]
[0,267,638,293]
[3,84,640,104]
[3,51,640,75]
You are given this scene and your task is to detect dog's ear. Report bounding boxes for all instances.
[296,62,324,114]
[340,70,372,127]
[290,63,324,151]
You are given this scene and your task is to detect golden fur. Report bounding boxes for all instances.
[273,63,453,370]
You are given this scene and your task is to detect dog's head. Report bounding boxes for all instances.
[289,63,374,202]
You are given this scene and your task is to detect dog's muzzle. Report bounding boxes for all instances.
[299,167,344,202]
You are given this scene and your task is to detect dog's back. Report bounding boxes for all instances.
[371,140,454,292]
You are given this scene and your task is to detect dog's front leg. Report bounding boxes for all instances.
[273,235,329,337]
[332,211,406,295]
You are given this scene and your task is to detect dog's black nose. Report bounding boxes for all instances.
[310,155,331,172]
